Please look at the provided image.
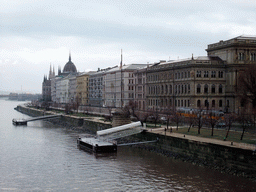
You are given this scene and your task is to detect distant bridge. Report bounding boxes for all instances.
[12,114,62,125]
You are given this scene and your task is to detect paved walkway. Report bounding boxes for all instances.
[148,127,256,151]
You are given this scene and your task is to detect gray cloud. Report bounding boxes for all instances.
[1,0,256,93]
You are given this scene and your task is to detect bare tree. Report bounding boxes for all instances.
[238,109,251,140]
[238,65,256,110]
[147,107,160,127]
[163,108,173,130]
[171,108,183,131]
[75,95,81,113]
[224,113,237,141]
[194,108,204,134]
[186,112,196,132]
[104,106,113,122]
[207,110,219,136]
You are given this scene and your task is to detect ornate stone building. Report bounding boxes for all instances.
[206,35,256,113]
[50,52,78,104]
[104,64,147,108]
[143,35,256,113]
[42,65,55,102]
[146,56,226,112]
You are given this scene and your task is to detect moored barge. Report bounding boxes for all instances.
[77,135,117,153]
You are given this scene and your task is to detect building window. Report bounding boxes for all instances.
[219,84,223,94]
[169,85,172,94]
[211,84,215,93]
[239,52,245,61]
[197,84,201,94]
[188,84,190,94]
[184,72,187,78]
[219,100,223,107]
[196,71,201,78]
[204,71,209,78]
[205,100,209,108]
[250,53,256,61]
[188,100,190,107]
[188,71,190,78]
[181,72,183,79]
[218,71,223,78]
[211,71,216,78]
[204,84,208,93]
[197,100,201,107]
[212,100,215,108]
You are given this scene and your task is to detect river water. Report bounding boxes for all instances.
[0,99,256,192]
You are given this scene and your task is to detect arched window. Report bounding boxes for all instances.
[211,84,215,94]
[205,100,209,108]
[219,84,223,94]
[204,84,208,93]
[197,84,201,94]
[212,100,215,108]
[197,100,201,107]
[169,85,172,94]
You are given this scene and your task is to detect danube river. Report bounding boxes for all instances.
[0,99,256,191]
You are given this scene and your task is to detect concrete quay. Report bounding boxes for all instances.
[149,127,256,151]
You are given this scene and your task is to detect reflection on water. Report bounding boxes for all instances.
[0,99,256,191]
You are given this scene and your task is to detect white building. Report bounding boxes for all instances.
[104,64,147,108]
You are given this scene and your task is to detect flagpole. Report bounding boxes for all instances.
[120,49,123,108]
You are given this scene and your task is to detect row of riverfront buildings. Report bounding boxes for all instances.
[42,35,256,113]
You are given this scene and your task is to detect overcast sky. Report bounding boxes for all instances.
[1,0,256,93]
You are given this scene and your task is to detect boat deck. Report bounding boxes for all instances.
[80,137,116,147]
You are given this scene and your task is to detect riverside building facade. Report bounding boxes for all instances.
[145,56,226,112]
[43,35,256,113]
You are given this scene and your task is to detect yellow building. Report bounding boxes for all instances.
[76,72,91,105]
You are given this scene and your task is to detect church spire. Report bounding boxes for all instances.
[120,49,123,69]
[49,63,52,80]
[69,51,71,62]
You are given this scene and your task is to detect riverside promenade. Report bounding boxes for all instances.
[148,127,256,151]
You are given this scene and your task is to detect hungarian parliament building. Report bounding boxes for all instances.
[42,35,256,114]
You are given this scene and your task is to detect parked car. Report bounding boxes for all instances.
[160,116,167,124]
[216,121,226,128]
[147,116,156,123]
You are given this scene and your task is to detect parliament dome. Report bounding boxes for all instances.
[63,53,77,73]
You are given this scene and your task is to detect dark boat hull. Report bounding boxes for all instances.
[77,138,117,153]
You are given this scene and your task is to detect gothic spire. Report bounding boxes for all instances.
[120,49,123,69]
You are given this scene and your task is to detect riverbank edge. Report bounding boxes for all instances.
[15,105,256,180]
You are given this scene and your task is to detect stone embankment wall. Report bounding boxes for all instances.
[15,105,111,134]
[130,132,256,179]
[15,105,256,179]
